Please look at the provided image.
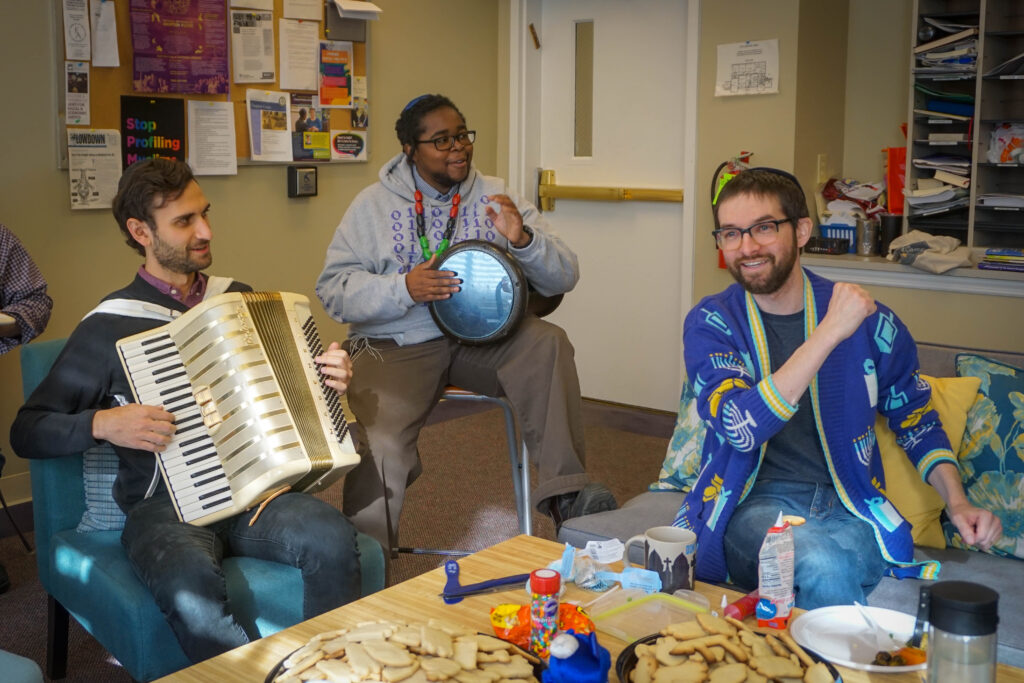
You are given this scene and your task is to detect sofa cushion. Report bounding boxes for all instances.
[649,381,705,492]
[876,374,980,548]
[946,354,1024,559]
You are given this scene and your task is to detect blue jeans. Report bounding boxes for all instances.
[722,479,888,610]
[122,492,361,663]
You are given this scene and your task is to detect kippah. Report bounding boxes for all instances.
[402,94,430,112]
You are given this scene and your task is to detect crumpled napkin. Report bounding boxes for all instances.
[886,229,971,274]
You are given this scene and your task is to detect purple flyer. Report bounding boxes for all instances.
[130,0,228,94]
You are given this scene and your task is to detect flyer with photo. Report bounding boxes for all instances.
[291,94,331,160]
[247,90,293,162]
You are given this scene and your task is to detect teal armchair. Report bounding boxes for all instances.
[20,338,384,681]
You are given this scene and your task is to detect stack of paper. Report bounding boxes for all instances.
[976,193,1024,209]
[914,26,978,75]
[912,154,971,175]
[984,51,1024,78]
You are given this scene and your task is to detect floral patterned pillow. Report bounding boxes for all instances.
[650,380,706,492]
[943,354,1024,559]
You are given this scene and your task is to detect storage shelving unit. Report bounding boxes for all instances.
[906,0,1024,252]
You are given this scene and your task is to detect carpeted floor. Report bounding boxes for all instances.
[0,400,673,681]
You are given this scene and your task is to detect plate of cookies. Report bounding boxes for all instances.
[265,618,544,682]
[615,612,840,683]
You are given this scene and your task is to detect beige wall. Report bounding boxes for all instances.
[793,0,848,201]
[0,0,500,504]
[842,0,912,181]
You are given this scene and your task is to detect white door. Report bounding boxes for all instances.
[507,0,699,411]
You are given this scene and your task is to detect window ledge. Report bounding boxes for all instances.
[802,254,1024,299]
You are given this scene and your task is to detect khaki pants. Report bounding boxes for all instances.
[342,316,589,551]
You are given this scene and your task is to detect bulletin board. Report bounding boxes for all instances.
[57,0,369,165]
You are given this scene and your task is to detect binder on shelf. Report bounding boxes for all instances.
[914,27,978,54]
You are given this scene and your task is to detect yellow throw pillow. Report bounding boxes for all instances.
[876,374,981,548]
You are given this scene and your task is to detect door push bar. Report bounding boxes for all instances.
[537,169,684,212]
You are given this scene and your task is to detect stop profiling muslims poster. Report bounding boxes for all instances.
[121,96,186,169]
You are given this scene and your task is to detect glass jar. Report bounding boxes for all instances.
[926,581,999,683]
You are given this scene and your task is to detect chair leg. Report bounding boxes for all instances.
[47,594,69,680]
[519,441,531,535]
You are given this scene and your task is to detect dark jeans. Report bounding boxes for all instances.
[122,492,361,663]
[723,479,888,610]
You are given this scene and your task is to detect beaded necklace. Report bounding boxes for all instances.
[414,188,460,261]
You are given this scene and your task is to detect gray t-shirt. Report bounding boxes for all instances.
[756,309,832,485]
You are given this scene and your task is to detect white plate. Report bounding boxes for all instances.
[789,605,926,673]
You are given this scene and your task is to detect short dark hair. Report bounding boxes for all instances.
[713,168,809,229]
[395,94,465,152]
[112,159,195,256]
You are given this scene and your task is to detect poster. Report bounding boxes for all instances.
[65,61,90,126]
[231,10,275,83]
[318,40,353,108]
[63,0,91,61]
[90,0,119,67]
[247,90,293,162]
[130,0,229,94]
[67,129,121,210]
[291,94,332,160]
[120,96,186,169]
[330,130,366,161]
[279,18,319,91]
[715,40,779,97]
[187,100,238,176]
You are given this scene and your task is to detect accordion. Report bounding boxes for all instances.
[116,291,359,526]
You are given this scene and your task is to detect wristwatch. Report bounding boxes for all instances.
[513,225,534,249]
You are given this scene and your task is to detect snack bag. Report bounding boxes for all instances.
[490,603,595,650]
[756,511,795,629]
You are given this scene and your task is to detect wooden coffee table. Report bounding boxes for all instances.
[156,535,1024,682]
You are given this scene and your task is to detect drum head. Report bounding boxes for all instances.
[429,240,528,345]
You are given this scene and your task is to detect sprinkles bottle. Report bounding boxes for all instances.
[529,568,560,659]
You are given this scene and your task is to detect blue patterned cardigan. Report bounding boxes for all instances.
[674,269,955,583]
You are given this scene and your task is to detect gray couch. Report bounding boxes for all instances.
[559,342,1024,667]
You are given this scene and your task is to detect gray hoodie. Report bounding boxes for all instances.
[317,152,580,345]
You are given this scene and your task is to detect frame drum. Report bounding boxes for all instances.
[429,240,528,345]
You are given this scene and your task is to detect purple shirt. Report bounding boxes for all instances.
[136,266,208,308]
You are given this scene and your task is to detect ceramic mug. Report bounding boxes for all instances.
[625,526,697,594]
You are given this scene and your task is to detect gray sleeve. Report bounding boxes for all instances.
[506,195,580,296]
[316,213,416,325]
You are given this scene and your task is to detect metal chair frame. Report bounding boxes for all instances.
[394,388,531,557]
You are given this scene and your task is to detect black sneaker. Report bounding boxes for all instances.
[0,563,9,595]
[548,483,618,530]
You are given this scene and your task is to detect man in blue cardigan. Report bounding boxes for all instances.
[675,168,1001,609]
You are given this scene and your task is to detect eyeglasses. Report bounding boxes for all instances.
[415,131,476,151]
[713,218,792,250]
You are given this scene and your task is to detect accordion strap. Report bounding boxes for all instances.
[82,275,236,321]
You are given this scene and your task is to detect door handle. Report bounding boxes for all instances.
[537,169,683,212]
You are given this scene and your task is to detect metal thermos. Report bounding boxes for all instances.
[856,218,879,256]
[926,581,999,683]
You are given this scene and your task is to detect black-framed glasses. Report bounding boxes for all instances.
[713,218,792,250]
[415,130,476,151]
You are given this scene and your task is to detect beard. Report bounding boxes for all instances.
[726,243,797,295]
[151,232,212,275]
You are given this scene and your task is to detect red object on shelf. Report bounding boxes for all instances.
[885,146,907,215]
[718,249,726,269]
